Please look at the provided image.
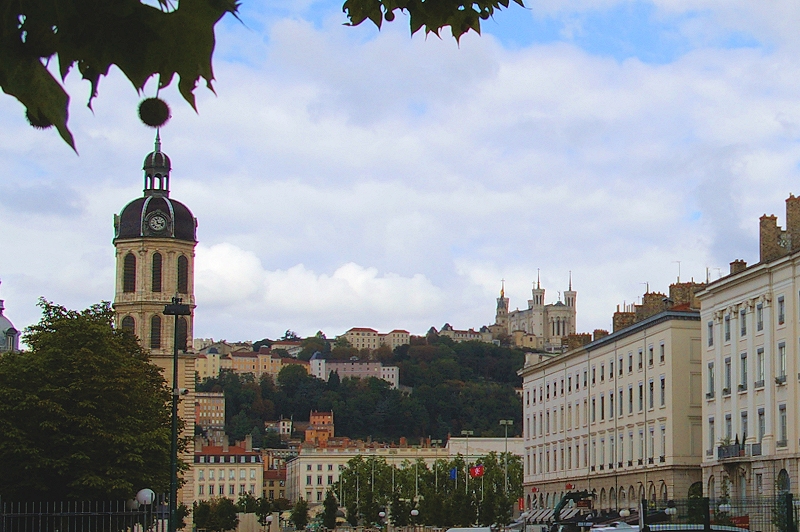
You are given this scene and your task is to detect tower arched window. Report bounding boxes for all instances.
[150,315,162,349]
[177,316,188,352]
[123,253,136,293]
[152,252,162,292]
[121,316,135,334]
[177,255,189,294]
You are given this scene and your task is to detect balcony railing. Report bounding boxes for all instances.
[717,442,763,459]
[754,380,764,388]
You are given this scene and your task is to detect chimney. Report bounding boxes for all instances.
[613,311,636,332]
[760,214,785,263]
[786,194,800,252]
[729,260,747,275]
[245,434,253,452]
[195,435,205,452]
[222,434,229,453]
[593,329,609,341]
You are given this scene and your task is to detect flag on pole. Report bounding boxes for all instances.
[449,467,457,480]
[469,464,485,478]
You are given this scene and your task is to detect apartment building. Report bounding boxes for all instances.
[309,353,400,388]
[699,194,800,499]
[194,436,263,501]
[285,444,450,505]
[195,391,225,431]
[520,283,704,512]
[340,328,410,351]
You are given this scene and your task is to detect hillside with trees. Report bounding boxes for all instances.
[196,333,525,443]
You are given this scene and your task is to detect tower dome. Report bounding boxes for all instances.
[0,284,20,353]
[114,133,197,242]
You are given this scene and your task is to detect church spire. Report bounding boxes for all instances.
[500,279,505,298]
[537,268,541,289]
[569,270,572,291]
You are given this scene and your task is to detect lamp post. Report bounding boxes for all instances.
[431,440,442,492]
[499,420,513,495]
[164,296,191,532]
[461,430,473,495]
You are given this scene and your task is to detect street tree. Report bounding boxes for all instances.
[0,299,174,501]
[193,498,240,532]
[290,498,310,530]
[322,490,339,529]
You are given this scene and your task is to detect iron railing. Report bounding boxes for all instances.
[0,494,169,532]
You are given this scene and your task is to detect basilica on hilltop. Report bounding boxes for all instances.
[492,274,577,352]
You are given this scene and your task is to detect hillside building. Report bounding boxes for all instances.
[495,275,577,352]
[309,353,399,388]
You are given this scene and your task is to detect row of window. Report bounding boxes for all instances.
[306,463,338,471]
[196,455,260,464]
[706,341,787,397]
[527,426,667,475]
[197,468,257,481]
[709,300,772,347]
[708,404,787,449]
[121,314,187,350]
[122,252,189,294]
[197,484,257,496]
[526,378,667,439]
[526,345,667,407]
[306,475,335,485]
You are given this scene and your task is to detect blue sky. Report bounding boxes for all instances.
[1,1,800,342]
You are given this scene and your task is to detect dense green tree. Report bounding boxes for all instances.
[0,300,174,501]
[291,498,310,530]
[193,498,239,532]
[322,490,339,529]
[237,493,259,513]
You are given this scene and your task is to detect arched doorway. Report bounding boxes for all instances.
[688,481,703,499]
[610,487,617,510]
[778,469,790,493]
[620,487,627,510]
[648,483,656,502]
[707,476,715,500]
[660,482,668,502]
[629,486,636,506]
[638,485,645,502]
[600,488,607,510]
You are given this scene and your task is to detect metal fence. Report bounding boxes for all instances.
[642,495,798,532]
[0,495,170,532]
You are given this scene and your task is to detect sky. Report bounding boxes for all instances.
[3,1,800,343]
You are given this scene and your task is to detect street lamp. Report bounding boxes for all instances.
[163,296,191,532]
[499,420,514,495]
[431,440,443,492]
[461,430,473,495]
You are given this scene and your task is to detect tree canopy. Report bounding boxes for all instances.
[0,299,174,501]
[3,0,524,149]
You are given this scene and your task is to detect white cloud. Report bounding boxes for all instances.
[4,2,800,343]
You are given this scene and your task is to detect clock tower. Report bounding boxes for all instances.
[112,133,197,502]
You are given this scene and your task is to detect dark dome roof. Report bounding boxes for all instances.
[114,133,197,243]
[116,195,197,242]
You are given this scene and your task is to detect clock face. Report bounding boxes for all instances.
[148,215,167,232]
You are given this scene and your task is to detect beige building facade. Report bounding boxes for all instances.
[341,327,411,351]
[699,194,800,500]
[520,290,704,512]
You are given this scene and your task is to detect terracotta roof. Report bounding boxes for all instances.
[196,445,260,456]
[348,328,378,332]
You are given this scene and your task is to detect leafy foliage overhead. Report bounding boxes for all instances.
[343,0,525,41]
[2,0,238,149]
[4,0,524,149]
